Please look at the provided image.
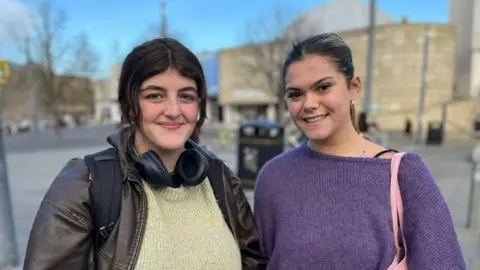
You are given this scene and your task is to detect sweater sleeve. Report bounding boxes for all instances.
[398,153,466,269]
[253,162,277,259]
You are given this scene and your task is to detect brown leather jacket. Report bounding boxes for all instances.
[24,131,267,270]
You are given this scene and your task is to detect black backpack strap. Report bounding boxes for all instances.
[84,148,123,251]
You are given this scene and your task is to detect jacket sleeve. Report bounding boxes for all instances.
[222,163,268,270]
[399,153,466,269]
[23,158,94,270]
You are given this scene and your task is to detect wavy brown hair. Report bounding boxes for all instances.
[117,38,207,142]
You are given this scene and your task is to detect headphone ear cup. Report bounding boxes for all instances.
[175,149,209,186]
[133,150,176,187]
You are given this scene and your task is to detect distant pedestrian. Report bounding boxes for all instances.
[404,117,412,137]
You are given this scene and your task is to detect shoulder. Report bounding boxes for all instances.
[200,148,238,184]
[45,158,91,202]
[395,152,442,201]
[193,142,220,161]
[37,157,93,228]
[259,146,303,175]
[195,144,239,182]
[255,147,303,191]
[397,152,431,179]
[42,158,91,214]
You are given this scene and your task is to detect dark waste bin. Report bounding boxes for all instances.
[474,118,480,138]
[237,120,284,188]
[426,121,444,145]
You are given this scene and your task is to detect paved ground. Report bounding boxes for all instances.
[2,125,480,269]
[4,124,220,154]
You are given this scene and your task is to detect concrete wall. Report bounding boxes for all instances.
[218,44,281,106]
[449,0,480,98]
[339,23,457,130]
[449,0,475,99]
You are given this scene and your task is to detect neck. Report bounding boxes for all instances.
[308,122,366,157]
[133,132,183,172]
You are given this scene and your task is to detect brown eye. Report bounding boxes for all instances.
[146,93,165,101]
[285,91,303,101]
[178,93,198,103]
[317,83,332,92]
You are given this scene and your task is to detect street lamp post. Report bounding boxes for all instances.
[0,60,19,268]
[363,0,376,118]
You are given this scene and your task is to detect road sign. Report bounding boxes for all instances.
[0,60,11,85]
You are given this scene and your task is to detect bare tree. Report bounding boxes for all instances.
[7,0,100,142]
[110,39,124,65]
[239,9,311,123]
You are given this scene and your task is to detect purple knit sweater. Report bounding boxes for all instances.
[253,143,466,269]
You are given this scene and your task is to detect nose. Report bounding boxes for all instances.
[163,97,181,118]
[303,92,318,112]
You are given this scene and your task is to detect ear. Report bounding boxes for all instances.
[349,76,361,101]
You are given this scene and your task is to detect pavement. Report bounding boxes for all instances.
[4,124,221,154]
[1,125,480,269]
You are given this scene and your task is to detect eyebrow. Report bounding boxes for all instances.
[286,76,334,91]
[140,85,198,92]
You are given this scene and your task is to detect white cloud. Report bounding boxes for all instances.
[0,0,39,45]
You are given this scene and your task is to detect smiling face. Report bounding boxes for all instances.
[284,54,360,141]
[136,68,199,152]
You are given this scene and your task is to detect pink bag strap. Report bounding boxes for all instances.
[390,152,407,257]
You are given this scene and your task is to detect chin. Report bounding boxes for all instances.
[147,132,190,152]
[304,132,331,141]
[299,124,333,141]
[294,123,327,140]
[158,143,184,151]
[154,138,186,151]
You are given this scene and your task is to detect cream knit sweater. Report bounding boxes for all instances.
[135,177,242,270]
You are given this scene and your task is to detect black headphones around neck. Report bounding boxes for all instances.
[127,136,209,188]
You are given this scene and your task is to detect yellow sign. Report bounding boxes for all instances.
[0,60,11,85]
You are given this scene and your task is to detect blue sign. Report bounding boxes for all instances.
[197,52,219,97]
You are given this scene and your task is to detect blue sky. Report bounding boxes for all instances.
[1,0,449,76]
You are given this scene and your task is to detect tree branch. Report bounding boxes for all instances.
[238,7,318,121]
[5,0,99,135]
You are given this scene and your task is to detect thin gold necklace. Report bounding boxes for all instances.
[359,138,368,156]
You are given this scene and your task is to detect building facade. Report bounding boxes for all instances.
[449,0,480,98]
[93,65,122,124]
[341,23,457,130]
[217,23,457,130]
[218,45,278,125]
[197,51,223,125]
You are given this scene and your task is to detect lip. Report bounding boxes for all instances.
[302,114,328,124]
[160,123,182,130]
